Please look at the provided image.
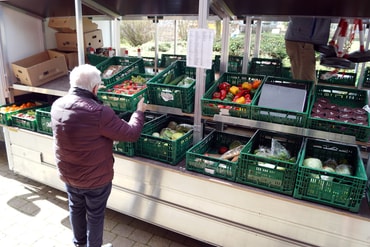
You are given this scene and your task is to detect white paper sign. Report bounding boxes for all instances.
[186,28,215,69]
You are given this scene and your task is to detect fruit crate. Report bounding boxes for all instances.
[11,104,48,132]
[97,73,153,112]
[0,101,44,126]
[236,130,305,195]
[186,130,251,181]
[86,53,109,66]
[361,67,370,88]
[113,112,165,157]
[214,55,243,73]
[317,70,357,86]
[135,115,194,165]
[251,76,314,127]
[146,60,215,113]
[36,106,52,135]
[159,54,186,68]
[293,138,368,213]
[248,58,283,77]
[96,56,145,85]
[307,85,370,142]
[201,72,265,118]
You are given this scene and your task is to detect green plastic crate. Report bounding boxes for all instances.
[97,73,153,113]
[293,138,368,213]
[142,56,160,67]
[307,85,370,142]
[146,60,215,113]
[86,53,109,66]
[11,104,48,132]
[317,70,357,86]
[135,115,194,165]
[159,54,186,68]
[113,112,165,157]
[248,58,283,77]
[251,76,314,127]
[36,106,52,136]
[201,72,265,118]
[0,101,44,126]
[96,56,145,85]
[361,67,370,88]
[186,130,250,181]
[214,55,243,73]
[236,130,305,195]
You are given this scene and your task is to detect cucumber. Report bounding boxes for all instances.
[163,72,174,84]
[168,74,186,85]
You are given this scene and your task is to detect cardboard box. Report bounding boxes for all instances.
[55,29,103,51]
[11,50,68,87]
[48,49,78,70]
[48,17,98,33]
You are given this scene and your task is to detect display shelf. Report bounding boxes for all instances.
[214,114,357,144]
[3,127,370,247]
[11,75,69,97]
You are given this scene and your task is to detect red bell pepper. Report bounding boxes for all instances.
[218,82,231,91]
[212,91,221,99]
[220,89,227,100]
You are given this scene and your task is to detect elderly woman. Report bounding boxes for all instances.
[51,64,146,247]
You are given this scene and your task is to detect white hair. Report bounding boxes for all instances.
[69,64,102,91]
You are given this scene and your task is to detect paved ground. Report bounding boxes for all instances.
[0,141,215,247]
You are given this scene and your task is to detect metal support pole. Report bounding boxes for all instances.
[154,16,159,73]
[253,19,262,58]
[74,0,85,65]
[220,17,230,74]
[242,16,252,74]
[193,0,209,143]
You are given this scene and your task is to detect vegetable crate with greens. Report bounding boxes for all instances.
[236,130,305,196]
[201,72,265,118]
[135,115,194,165]
[96,56,145,86]
[113,112,165,157]
[97,73,153,113]
[293,138,367,213]
[11,103,49,132]
[146,60,215,113]
[186,130,251,181]
[250,76,314,127]
[36,106,52,136]
[307,85,370,142]
[316,70,357,86]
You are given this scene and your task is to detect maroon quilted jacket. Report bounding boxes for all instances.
[51,87,145,189]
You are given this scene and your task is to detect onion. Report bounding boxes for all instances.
[303,158,323,169]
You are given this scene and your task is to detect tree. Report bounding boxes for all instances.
[120,21,154,47]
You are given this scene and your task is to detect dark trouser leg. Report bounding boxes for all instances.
[85,182,112,247]
[66,184,87,247]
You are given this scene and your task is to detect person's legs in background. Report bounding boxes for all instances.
[285,40,317,83]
